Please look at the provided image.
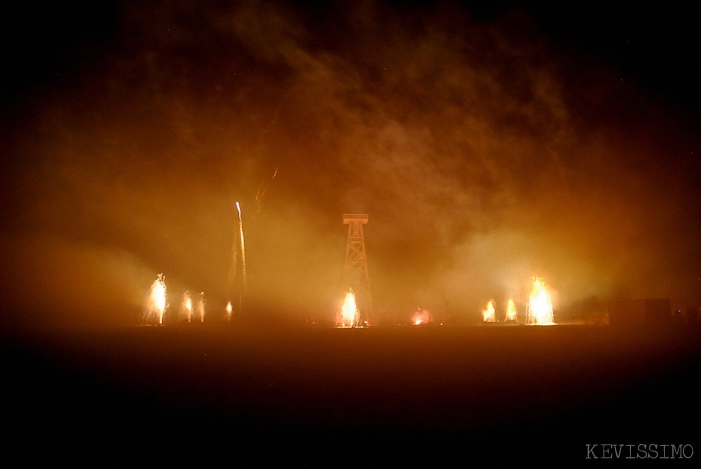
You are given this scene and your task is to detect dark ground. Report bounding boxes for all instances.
[3,323,700,464]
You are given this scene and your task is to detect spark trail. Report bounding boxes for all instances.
[237,201,247,291]
[254,167,277,216]
[227,201,248,297]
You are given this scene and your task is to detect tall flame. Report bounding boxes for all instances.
[339,289,359,327]
[181,291,192,323]
[526,277,554,325]
[506,298,517,321]
[143,274,167,325]
[226,301,233,321]
[483,299,497,322]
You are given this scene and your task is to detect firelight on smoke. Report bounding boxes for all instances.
[226,301,232,321]
[483,299,497,322]
[526,277,554,325]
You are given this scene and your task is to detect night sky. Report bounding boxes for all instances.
[1,1,699,328]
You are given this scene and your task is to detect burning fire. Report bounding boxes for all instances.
[180,291,193,323]
[483,299,497,322]
[339,289,359,327]
[143,274,167,325]
[226,301,232,321]
[505,298,517,321]
[412,308,430,325]
[526,277,554,325]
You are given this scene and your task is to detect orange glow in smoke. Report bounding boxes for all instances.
[226,301,232,321]
[483,299,497,322]
[526,277,554,325]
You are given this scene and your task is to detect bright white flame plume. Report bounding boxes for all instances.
[339,289,359,327]
[143,274,167,325]
[483,299,497,322]
[526,277,554,325]
[506,298,517,321]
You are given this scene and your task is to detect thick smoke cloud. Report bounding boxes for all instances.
[1,1,698,327]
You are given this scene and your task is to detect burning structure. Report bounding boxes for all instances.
[525,277,554,325]
[340,214,373,326]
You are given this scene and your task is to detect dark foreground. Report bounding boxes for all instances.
[3,324,700,464]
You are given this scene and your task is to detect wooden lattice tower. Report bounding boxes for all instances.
[343,214,373,325]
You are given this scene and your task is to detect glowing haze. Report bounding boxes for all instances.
[0,1,699,328]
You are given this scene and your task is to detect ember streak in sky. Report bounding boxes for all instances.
[0,1,699,328]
